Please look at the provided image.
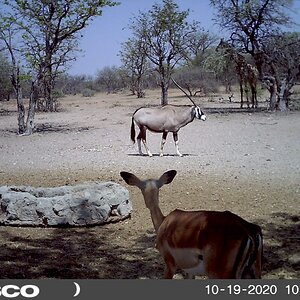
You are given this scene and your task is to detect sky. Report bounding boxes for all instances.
[68,0,217,76]
[68,0,300,76]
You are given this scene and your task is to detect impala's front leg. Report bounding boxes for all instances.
[173,132,183,157]
[160,131,168,157]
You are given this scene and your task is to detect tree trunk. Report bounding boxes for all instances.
[11,66,25,134]
[277,79,290,112]
[41,50,56,112]
[16,89,26,135]
[136,76,145,98]
[45,78,54,112]
[158,63,169,105]
[269,85,277,111]
[130,74,136,96]
[161,84,168,105]
[160,76,170,106]
[263,76,277,111]
[24,81,39,135]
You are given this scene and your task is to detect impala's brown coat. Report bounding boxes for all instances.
[120,170,263,279]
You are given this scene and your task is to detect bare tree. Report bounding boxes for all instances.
[186,29,218,66]
[0,17,26,133]
[129,0,197,105]
[262,32,300,110]
[1,0,118,134]
[3,0,118,112]
[173,66,218,97]
[96,66,124,94]
[211,0,300,111]
[120,38,149,98]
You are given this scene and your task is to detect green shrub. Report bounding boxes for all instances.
[82,88,95,97]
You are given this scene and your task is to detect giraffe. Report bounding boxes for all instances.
[217,39,258,108]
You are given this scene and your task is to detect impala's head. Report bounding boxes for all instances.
[120,170,177,209]
[194,106,206,121]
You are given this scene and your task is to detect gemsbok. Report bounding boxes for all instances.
[130,79,206,157]
[120,170,263,279]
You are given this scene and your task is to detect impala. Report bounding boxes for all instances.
[120,170,263,279]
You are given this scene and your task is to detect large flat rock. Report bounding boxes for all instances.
[0,182,132,226]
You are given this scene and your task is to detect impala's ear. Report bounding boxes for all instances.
[120,171,144,189]
[157,170,177,188]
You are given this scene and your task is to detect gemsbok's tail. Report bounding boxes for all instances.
[131,117,136,143]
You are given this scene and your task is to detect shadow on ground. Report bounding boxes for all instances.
[258,212,300,278]
[0,226,162,279]
[205,107,267,114]
[0,123,94,136]
[0,212,298,279]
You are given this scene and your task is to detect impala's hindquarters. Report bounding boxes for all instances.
[156,210,262,279]
[240,225,263,279]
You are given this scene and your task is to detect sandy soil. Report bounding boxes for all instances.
[0,89,299,279]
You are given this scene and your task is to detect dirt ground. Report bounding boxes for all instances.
[0,89,299,279]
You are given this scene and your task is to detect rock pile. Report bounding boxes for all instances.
[0,182,132,226]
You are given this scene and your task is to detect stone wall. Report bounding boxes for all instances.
[0,182,132,226]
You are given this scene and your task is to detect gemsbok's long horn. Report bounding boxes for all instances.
[171,77,197,107]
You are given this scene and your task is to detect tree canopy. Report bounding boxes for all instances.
[128,0,198,105]
[0,0,119,134]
